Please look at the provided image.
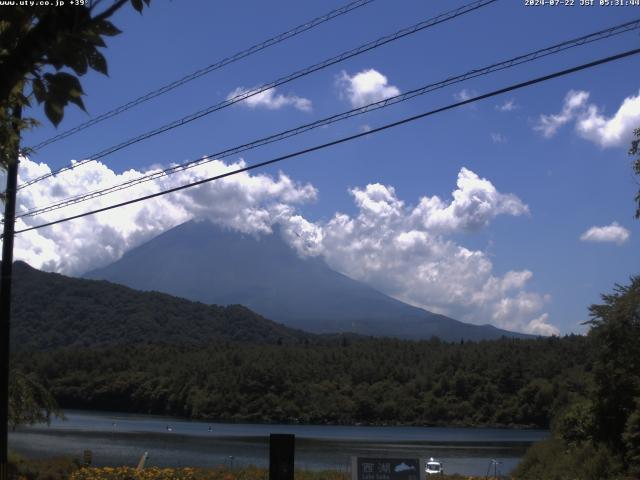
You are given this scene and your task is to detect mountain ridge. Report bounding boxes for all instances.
[85,220,532,341]
[9,260,317,351]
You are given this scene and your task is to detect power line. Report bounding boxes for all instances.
[30,0,376,151]
[16,18,640,219]
[13,47,640,236]
[18,0,499,189]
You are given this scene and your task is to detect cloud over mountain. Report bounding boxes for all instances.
[15,157,317,275]
[14,157,555,335]
[282,170,553,335]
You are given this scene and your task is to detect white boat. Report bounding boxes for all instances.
[425,457,444,476]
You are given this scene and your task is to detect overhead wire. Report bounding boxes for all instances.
[30,0,377,150]
[16,18,640,220]
[13,47,640,236]
[18,0,499,189]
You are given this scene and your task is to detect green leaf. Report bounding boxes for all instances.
[41,72,87,121]
[44,100,63,126]
[68,94,85,111]
[67,50,88,76]
[94,19,121,37]
[87,49,108,76]
[131,0,144,13]
[46,72,85,96]
[83,30,107,47]
[32,78,46,103]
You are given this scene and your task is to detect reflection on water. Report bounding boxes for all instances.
[9,410,548,476]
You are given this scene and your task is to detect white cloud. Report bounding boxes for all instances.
[14,156,317,275]
[282,169,553,335]
[576,91,640,147]
[496,99,518,112]
[534,89,640,148]
[409,167,528,233]
[534,90,589,138]
[526,313,559,336]
[16,159,554,335]
[336,69,400,108]
[227,86,312,112]
[490,132,507,144]
[454,89,477,102]
[580,222,630,245]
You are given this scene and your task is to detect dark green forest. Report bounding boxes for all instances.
[9,261,312,349]
[514,276,640,479]
[14,335,591,429]
[8,260,640,478]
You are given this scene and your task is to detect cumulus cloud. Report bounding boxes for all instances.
[409,167,528,232]
[535,89,640,147]
[576,91,640,147]
[534,90,589,138]
[227,86,312,112]
[281,169,553,335]
[14,156,317,275]
[496,99,518,112]
[336,69,400,108]
[526,313,559,336]
[16,159,554,335]
[580,222,630,245]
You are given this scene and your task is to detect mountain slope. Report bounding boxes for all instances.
[86,220,531,341]
[10,261,310,351]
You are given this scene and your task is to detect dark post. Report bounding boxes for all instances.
[0,105,21,480]
[269,433,294,480]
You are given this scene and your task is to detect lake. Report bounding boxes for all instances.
[9,410,548,476]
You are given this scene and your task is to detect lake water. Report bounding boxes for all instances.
[9,410,548,476]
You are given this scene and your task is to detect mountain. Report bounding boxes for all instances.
[85,220,531,341]
[9,261,312,351]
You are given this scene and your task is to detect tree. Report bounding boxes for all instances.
[623,400,640,476]
[0,0,151,472]
[0,0,151,165]
[631,127,640,219]
[587,277,640,456]
[8,369,60,430]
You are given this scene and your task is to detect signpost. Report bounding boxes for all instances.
[83,450,93,467]
[269,433,294,480]
[351,457,425,480]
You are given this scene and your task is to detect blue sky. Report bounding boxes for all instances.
[16,0,640,335]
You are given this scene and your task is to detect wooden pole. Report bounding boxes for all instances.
[0,104,21,480]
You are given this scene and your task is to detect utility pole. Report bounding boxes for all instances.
[0,104,22,480]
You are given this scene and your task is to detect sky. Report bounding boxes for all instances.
[13,0,640,336]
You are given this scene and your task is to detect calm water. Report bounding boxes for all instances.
[9,410,548,476]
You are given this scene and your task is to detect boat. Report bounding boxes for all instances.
[425,457,444,476]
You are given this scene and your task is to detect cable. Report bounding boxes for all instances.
[13,47,640,235]
[16,18,640,219]
[30,0,376,150]
[18,0,499,189]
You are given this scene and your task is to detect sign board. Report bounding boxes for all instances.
[351,457,425,480]
[83,450,92,466]
[269,433,294,480]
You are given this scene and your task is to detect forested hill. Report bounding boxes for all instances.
[9,261,312,350]
[16,335,592,428]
